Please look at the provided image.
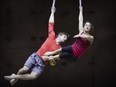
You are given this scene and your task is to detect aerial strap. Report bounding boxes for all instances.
[52,0,56,8]
[79,0,82,7]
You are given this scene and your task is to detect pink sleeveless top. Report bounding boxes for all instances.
[71,37,91,59]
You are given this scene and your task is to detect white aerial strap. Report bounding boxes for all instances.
[52,0,56,8]
[79,0,82,7]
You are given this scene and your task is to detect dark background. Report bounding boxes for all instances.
[0,0,116,87]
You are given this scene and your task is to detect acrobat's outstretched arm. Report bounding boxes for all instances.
[78,0,83,33]
[49,0,56,23]
[48,0,56,37]
[73,0,84,38]
[43,48,62,56]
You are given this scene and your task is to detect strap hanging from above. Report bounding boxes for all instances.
[52,0,56,8]
[79,0,82,7]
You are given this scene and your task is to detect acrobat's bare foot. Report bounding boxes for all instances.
[10,79,18,86]
[4,73,15,81]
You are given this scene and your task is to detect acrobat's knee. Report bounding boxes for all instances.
[18,66,29,74]
[30,72,39,80]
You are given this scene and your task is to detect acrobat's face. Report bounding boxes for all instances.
[57,34,68,43]
[83,22,91,32]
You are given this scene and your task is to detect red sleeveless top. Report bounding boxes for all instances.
[71,37,91,59]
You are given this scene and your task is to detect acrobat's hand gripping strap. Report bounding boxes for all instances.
[79,0,83,11]
[51,0,56,13]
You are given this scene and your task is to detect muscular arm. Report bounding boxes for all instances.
[79,6,83,33]
[73,0,83,37]
[43,48,62,56]
[42,48,61,60]
[49,0,56,23]
[42,55,52,61]
[79,34,94,44]
[73,33,94,44]
[48,5,56,37]
[79,0,83,33]
[49,8,55,23]
[88,35,94,44]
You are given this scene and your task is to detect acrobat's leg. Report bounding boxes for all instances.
[4,71,38,80]
[4,66,43,80]
[9,66,29,86]
[8,52,35,85]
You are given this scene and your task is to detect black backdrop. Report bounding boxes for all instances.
[0,0,116,87]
